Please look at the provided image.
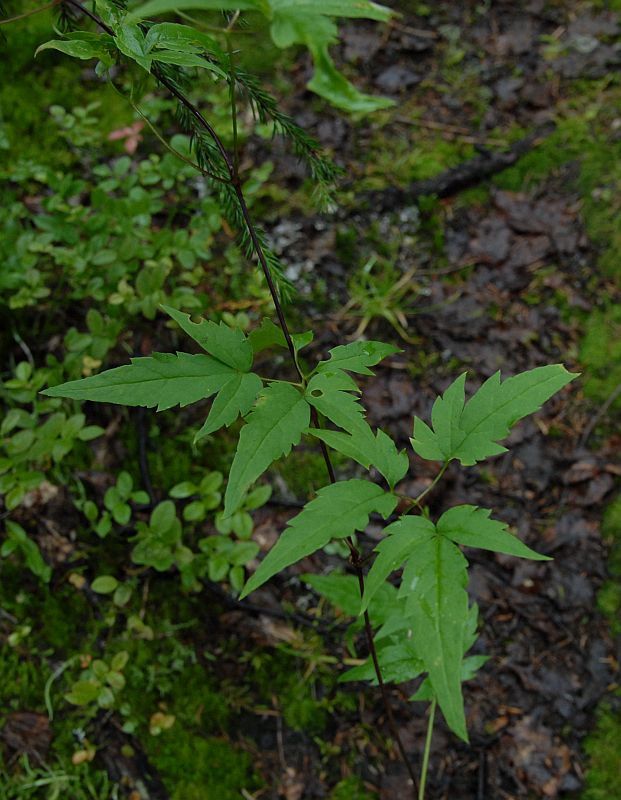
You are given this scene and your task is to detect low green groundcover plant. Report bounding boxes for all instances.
[3,0,580,795]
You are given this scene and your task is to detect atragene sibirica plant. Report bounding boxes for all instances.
[23,0,578,794]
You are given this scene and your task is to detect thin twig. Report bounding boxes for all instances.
[0,1,57,25]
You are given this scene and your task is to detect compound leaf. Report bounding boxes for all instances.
[411,365,578,466]
[224,383,309,516]
[194,372,263,443]
[316,340,400,376]
[241,479,396,598]
[42,352,234,411]
[399,534,470,740]
[438,505,551,561]
[362,515,471,741]
[163,305,253,371]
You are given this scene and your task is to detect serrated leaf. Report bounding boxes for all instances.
[163,305,253,371]
[42,352,234,411]
[194,372,263,443]
[241,480,397,598]
[224,383,310,516]
[438,505,551,561]
[362,515,471,741]
[361,516,435,612]
[305,371,369,434]
[411,366,578,466]
[400,534,470,740]
[317,340,400,376]
[309,426,408,488]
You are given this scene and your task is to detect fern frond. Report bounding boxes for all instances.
[56,0,80,32]
[234,68,342,190]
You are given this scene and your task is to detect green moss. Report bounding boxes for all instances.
[582,702,621,799]
[330,776,376,799]
[594,496,621,636]
[146,730,261,800]
[361,110,473,191]
[0,649,46,713]
[580,307,621,410]
[602,497,621,576]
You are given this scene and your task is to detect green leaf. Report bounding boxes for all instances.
[340,639,423,684]
[194,372,263,443]
[249,319,287,354]
[169,481,197,499]
[438,505,551,561]
[400,534,470,740]
[362,516,471,741]
[132,0,263,17]
[270,11,394,113]
[42,352,235,411]
[303,571,399,627]
[270,0,392,21]
[91,576,119,594]
[411,366,578,466]
[241,479,396,598]
[309,426,408,488]
[305,371,369,434]
[114,21,152,71]
[35,37,113,62]
[151,500,177,533]
[316,340,400,375]
[66,680,101,706]
[308,39,395,113]
[224,383,310,516]
[152,50,223,71]
[361,516,435,612]
[163,305,253,371]
[291,330,313,353]
[4,521,51,582]
[144,21,221,55]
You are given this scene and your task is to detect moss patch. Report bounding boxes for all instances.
[582,702,621,800]
[146,731,260,800]
[330,776,376,799]
[580,307,621,411]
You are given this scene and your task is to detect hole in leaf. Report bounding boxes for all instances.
[310,389,322,398]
